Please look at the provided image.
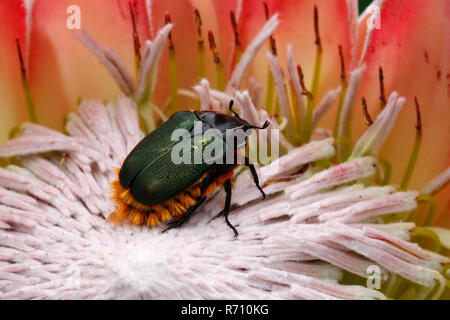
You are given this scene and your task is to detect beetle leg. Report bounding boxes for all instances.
[162,196,206,233]
[162,172,216,233]
[244,157,266,200]
[207,179,238,237]
[221,179,238,237]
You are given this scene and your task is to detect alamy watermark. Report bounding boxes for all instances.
[366,4,381,30]
[66,5,81,30]
[366,265,389,290]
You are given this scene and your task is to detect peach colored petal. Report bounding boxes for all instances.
[210,0,241,77]
[431,182,450,228]
[235,0,356,117]
[0,0,28,143]
[27,0,150,133]
[190,0,225,79]
[353,0,450,189]
[147,0,198,108]
[143,0,243,108]
[355,0,384,67]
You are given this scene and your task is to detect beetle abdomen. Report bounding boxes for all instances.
[108,167,234,227]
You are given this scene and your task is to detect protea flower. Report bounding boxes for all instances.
[0,0,448,300]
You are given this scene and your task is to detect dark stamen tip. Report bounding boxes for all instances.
[414,97,422,134]
[270,36,277,56]
[15,38,27,78]
[193,8,204,45]
[296,64,313,100]
[193,8,202,26]
[262,2,277,55]
[314,5,322,50]
[15,37,37,123]
[263,2,270,20]
[208,30,215,47]
[208,30,221,64]
[230,11,238,28]
[361,97,373,126]
[129,1,141,63]
[230,11,241,47]
[338,45,346,83]
[297,64,304,78]
[165,13,172,24]
[378,67,387,107]
[165,13,175,50]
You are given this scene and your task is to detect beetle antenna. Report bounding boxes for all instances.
[229,100,240,118]
[229,100,270,130]
[249,120,270,130]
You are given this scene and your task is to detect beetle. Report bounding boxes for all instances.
[107,101,269,237]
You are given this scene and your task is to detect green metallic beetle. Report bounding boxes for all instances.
[108,101,268,237]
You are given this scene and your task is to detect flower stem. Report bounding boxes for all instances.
[302,6,322,143]
[208,31,225,92]
[129,2,141,77]
[194,9,205,79]
[265,71,275,114]
[400,97,422,190]
[302,90,315,143]
[166,14,178,114]
[287,84,301,142]
[22,76,37,124]
[417,194,436,226]
[230,10,243,67]
[168,49,179,113]
[310,5,322,101]
[138,101,155,133]
[216,62,225,92]
[235,47,243,65]
[16,39,37,123]
[378,158,392,186]
[263,3,278,116]
[333,45,348,140]
[310,48,322,106]
[295,64,314,144]
[411,227,441,252]
[398,286,416,300]
[333,82,347,139]
[303,48,322,143]
[400,133,421,190]
[384,275,401,298]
